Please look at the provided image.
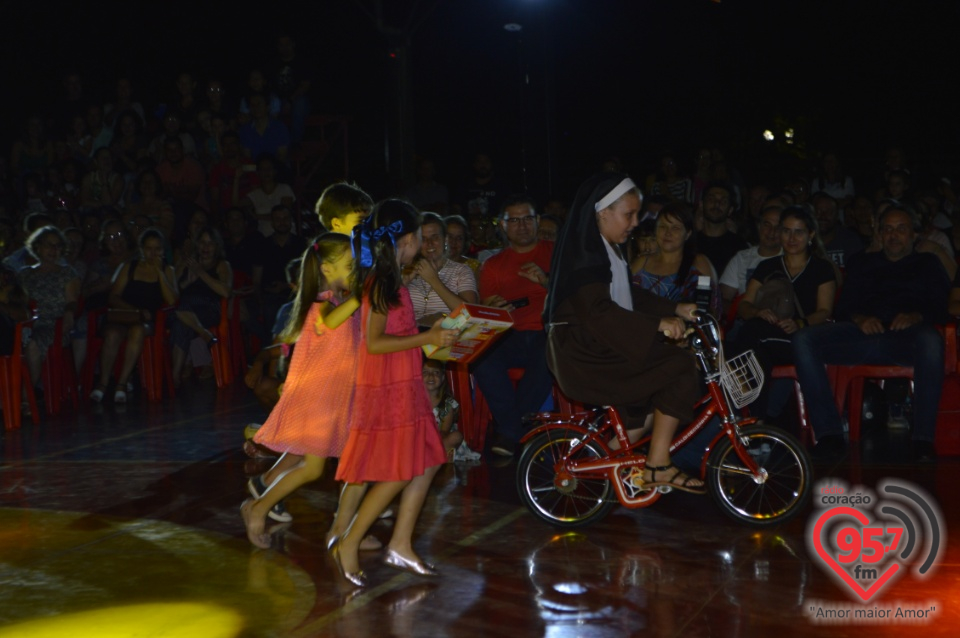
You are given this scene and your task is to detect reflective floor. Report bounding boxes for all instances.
[2,381,960,637]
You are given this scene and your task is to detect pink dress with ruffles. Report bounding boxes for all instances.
[253,292,359,457]
[336,287,446,482]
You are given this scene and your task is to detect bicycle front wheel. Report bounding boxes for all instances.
[517,430,616,529]
[706,424,811,527]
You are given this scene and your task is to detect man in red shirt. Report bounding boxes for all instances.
[477,195,554,456]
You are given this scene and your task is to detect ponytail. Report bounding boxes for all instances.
[280,233,351,343]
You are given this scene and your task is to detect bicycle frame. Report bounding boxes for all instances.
[520,315,767,509]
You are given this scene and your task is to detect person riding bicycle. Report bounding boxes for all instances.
[544,172,704,493]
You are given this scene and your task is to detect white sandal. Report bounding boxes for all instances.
[114,390,127,403]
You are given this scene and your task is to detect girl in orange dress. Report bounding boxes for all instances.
[241,233,367,549]
[331,200,459,587]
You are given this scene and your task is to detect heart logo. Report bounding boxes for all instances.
[811,506,901,602]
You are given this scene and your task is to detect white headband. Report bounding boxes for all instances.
[594,178,637,212]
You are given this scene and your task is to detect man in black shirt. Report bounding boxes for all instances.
[792,205,950,462]
[255,205,306,332]
[696,181,747,275]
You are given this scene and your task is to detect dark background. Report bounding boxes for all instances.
[4,0,960,206]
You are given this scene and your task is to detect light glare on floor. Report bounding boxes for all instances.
[0,602,243,638]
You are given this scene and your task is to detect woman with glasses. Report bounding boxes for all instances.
[731,206,837,420]
[17,226,81,388]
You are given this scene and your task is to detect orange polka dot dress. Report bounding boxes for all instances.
[253,292,359,457]
[336,287,446,482]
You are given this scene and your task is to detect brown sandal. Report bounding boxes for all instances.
[644,464,706,494]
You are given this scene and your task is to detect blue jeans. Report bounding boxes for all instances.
[472,330,553,444]
[792,322,944,442]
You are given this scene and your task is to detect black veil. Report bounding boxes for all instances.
[544,171,632,323]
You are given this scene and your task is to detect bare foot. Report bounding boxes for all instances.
[240,499,272,549]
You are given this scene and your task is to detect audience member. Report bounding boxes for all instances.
[156,136,207,211]
[720,204,783,307]
[632,202,722,320]
[239,94,290,166]
[537,214,562,242]
[475,194,553,456]
[792,204,950,462]
[244,154,295,236]
[695,181,747,276]
[273,34,312,145]
[731,206,837,420]
[170,226,232,385]
[810,152,855,210]
[444,215,480,276]
[407,212,477,325]
[255,205,306,340]
[813,192,863,271]
[18,226,81,389]
[91,228,178,403]
[79,147,124,211]
[462,153,509,218]
[648,151,692,203]
[10,115,55,178]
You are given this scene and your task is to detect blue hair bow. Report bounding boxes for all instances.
[352,219,405,268]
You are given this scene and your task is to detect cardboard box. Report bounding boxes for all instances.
[422,303,514,363]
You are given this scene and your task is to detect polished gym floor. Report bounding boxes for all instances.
[2,380,959,637]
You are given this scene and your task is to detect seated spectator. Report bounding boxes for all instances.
[80,148,124,211]
[444,215,480,276]
[404,158,449,211]
[58,113,91,164]
[62,226,88,285]
[407,213,478,326]
[109,110,149,180]
[792,204,950,462]
[273,34,312,145]
[168,72,201,137]
[315,181,374,234]
[85,104,113,157]
[223,207,265,285]
[238,94,290,166]
[17,226,81,389]
[648,151,693,203]
[244,256,300,411]
[83,218,134,312]
[695,180,748,276]
[203,79,235,128]
[90,228,178,404]
[208,132,259,217]
[127,170,174,237]
[173,208,211,268]
[103,78,146,128]
[10,115,55,179]
[730,206,837,420]
[244,154,294,236]
[238,69,282,124]
[537,214,562,242]
[156,136,207,211]
[810,152,855,211]
[148,112,197,162]
[632,202,722,320]
[814,192,862,271]
[254,205,305,341]
[170,226,232,385]
[846,195,876,245]
[720,204,783,308]
[3,212,55,272]
[865,199,956,280]
[475,195,554,456]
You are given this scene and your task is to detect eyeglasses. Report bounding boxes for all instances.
[107,232,124,240]
[503,214,537,226]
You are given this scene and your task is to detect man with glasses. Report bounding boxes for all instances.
[792,205,950,463]
[474,195,554,456]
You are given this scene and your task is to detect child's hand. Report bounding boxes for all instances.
[244,365,262,389]
[428,317,459,348]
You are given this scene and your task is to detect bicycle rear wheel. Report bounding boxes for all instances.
[706,424,811,527]
[517,430,616,528]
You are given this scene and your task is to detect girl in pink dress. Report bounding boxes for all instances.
[241,233,367,549]
[331,200,459,587]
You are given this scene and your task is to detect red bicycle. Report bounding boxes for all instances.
[516,314,812,528]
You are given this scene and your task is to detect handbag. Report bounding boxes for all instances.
[753,273,803,321]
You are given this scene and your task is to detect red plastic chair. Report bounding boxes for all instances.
[41,317,79,416]
[210,297,234,388]
[1,316,39,430]
[139,306,176,402]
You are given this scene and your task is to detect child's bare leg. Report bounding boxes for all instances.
[388,464,441,562]
[327,482,381,550]
[262,453,302,486]
[242,455,325,548]
[337,480,408,574]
